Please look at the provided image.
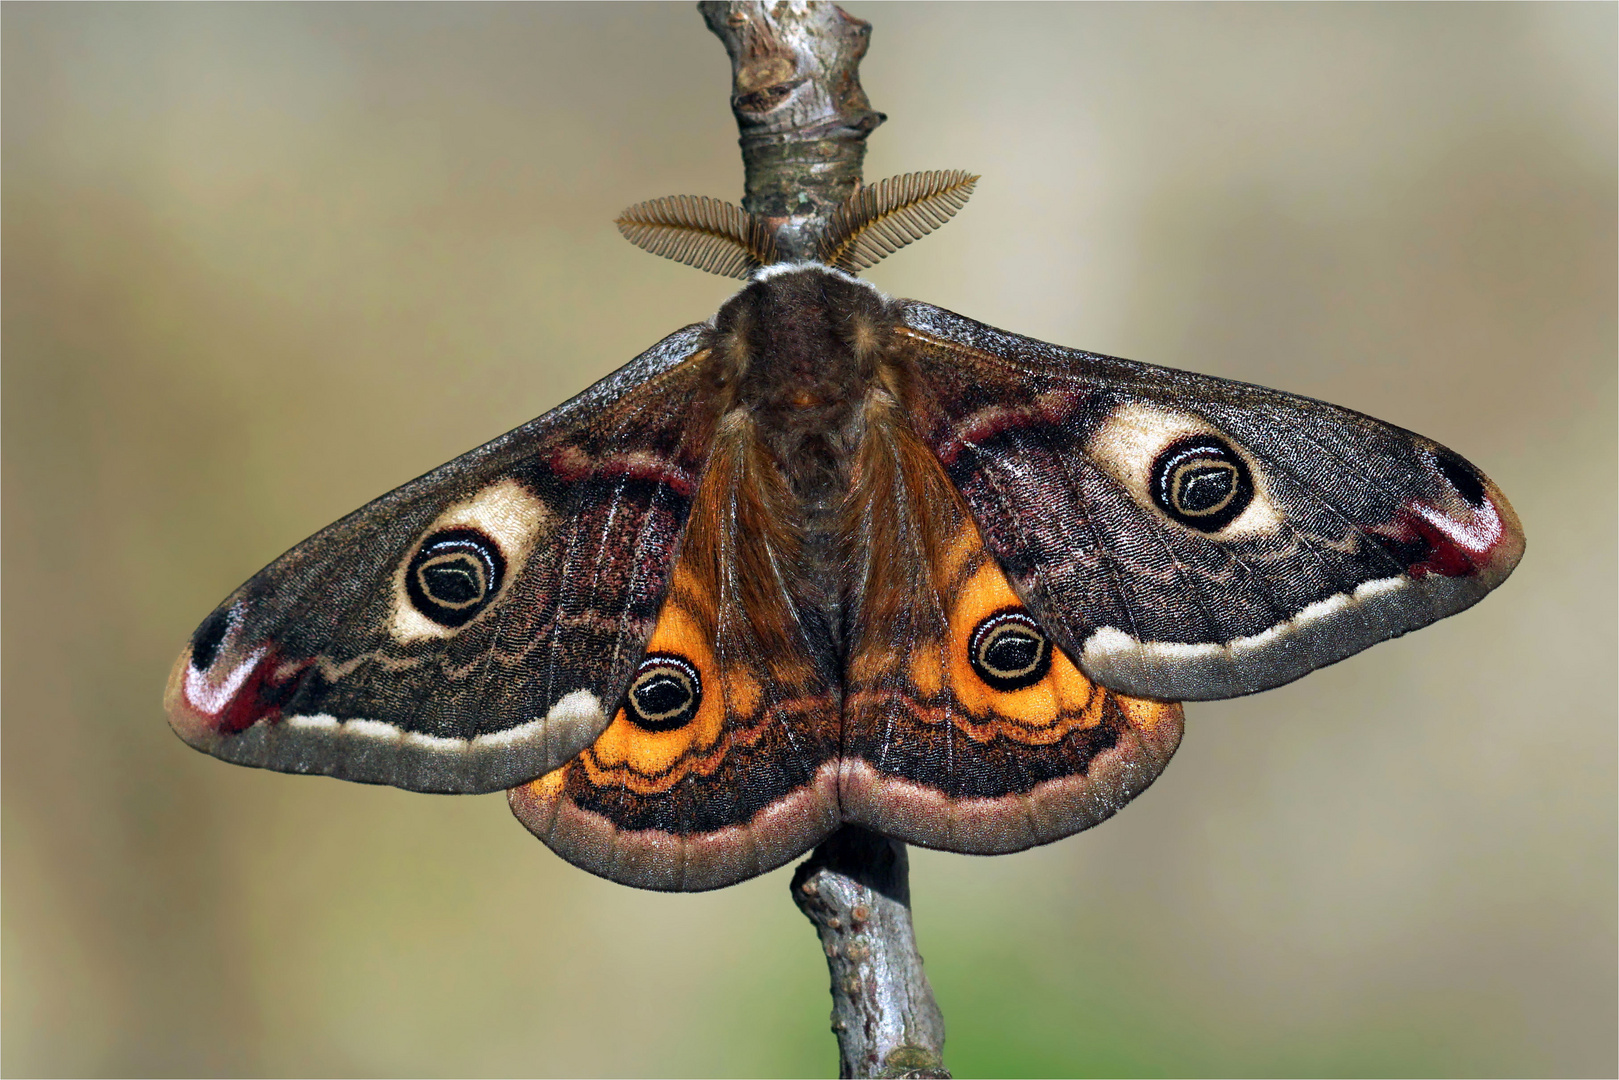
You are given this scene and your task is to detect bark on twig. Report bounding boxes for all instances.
[792,828,949,1079]
[699,4,948,1077]
[699,0,886,260]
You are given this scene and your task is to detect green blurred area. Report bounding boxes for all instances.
[4,4,1614,1076]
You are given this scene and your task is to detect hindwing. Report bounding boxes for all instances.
[509,412,841,890]
[838,392,1184,853]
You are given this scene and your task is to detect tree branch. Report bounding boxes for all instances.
[699,4,948,1077]
[699,0,886,260]
[792,828,949,1079]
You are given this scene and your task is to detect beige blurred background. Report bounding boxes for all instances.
[4,4,1613,1076]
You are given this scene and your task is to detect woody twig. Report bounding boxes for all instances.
[698,4,948,1077]
[700,0,885,261]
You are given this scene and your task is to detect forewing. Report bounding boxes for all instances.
[166,326,723,793]
[894,302,1525,702]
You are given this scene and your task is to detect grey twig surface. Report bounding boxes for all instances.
[792,828,949,1079]
[698,4,948,1077]
[699,0,886,259]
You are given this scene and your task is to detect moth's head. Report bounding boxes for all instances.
[744,259,883,295]
[614,170,978,280]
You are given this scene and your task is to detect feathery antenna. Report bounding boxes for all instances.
[615,195,779,279]
[616,170,977,277]
[817,170,978,272]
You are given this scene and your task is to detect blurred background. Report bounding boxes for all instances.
[5,4,1613,1076]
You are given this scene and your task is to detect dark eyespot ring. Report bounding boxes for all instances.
[1151,435,1254,532]
[968,609,1052,692]
[405,528,505,628]
[1433,447,1488,508]
[626,653,702,732]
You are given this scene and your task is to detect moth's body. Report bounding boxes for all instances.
[708,266,884,658]
[168,253,1522,891]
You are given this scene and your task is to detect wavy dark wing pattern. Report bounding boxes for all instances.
[166,326,723,793]
[893,302,1525,702]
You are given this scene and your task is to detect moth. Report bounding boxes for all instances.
[166,171,1524,891]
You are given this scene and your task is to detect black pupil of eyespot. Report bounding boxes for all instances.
[986,630,1040,674]
[423,555,482,604]
[634,674,688,716]
[626,655,701,731]
[1176,464,1235,513]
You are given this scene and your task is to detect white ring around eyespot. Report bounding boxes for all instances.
[1086,403,1281,538]
[390,479,551,642]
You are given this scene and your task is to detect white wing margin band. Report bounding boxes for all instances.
[202,690,608,794]
[1079,571,1491,701]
